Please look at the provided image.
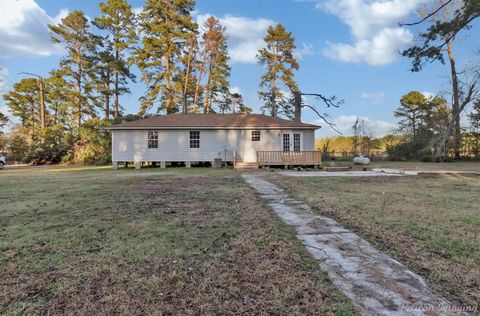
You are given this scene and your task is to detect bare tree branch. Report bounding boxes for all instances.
[301,93,344,108]
[301,103,343,135]
[399,0,453,26]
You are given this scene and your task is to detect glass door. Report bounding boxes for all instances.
[282,133,291,152]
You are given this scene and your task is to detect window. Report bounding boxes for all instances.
[251,130,260,141]
[190,131,200,148]
[293,133,301,152]
[283,134,290,152]
[148,130,158,149]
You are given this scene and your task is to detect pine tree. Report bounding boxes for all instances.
[45,69,71,128]
[134,0,197,115]
[394,91,428,136]
[257,24,299,117]
[93,0,137,119]
[200,17,230,113]
[3,78,40,138]
[49,11,100,128]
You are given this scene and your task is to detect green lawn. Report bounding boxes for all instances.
[267,172,480,309]
[0,166,354,315]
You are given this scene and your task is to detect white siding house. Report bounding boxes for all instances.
[108,114,320,168]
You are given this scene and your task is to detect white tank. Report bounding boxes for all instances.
[353,156,370,165]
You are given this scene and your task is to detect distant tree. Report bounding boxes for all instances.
[394,91,428,136]
[257,24,299,117]
[3,78,40,138]
[467,101,480,157]
[0,112,8,133]
[93,0,137,119]
[135,0,197,114]
[49,11,100,128]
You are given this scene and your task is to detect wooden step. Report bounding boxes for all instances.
[235,162,259,169]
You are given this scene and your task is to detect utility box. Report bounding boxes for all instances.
[213,158,223,168]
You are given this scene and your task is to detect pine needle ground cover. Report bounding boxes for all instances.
[267,172,480,309]
[0,166,354,315]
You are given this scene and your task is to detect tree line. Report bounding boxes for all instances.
[0,0,301,164]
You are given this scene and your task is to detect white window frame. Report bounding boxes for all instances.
[148,130,158,149]
[190,131,200,148]
[251,130,261,141]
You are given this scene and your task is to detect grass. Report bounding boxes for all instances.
[267,171,480,309]
[0,166,354,315]
[320,159,480,172]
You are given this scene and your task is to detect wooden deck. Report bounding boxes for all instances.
[257,151,322,167]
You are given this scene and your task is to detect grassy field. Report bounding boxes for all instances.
[267,172,480,309]
[0,166,354,315]
[321,159,480,172]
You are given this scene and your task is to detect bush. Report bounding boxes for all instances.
[72,118,111,165]
[24,126,71,165]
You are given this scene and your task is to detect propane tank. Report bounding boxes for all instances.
[353,155,370,165]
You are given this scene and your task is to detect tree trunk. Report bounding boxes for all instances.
[270,79,277,117]
[38,78,46,129]
[105,71,111,119]
[193,52,206,112]
[165,46,173,114]
[183,40,195,113]
[114,49,120,119]
[436,42,461,161]
[447,42,461,159]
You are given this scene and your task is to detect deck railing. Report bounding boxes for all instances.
[257,151,322,166]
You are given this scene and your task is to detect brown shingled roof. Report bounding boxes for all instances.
[108,114,320,130]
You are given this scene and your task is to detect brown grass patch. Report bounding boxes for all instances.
[0,167,354,315]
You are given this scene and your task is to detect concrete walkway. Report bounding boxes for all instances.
[242,173,464,316]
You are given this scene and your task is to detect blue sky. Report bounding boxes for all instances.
[0,0,478,137]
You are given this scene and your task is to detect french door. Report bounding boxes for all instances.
[282,131,302,152]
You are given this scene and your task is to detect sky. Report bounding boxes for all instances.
[0,0,478,137]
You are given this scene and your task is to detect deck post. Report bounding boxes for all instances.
[186,161,191,168]
[134,161,141,170]
[112,161,118,170]
[160,161,166,168]
[284,164,288,170]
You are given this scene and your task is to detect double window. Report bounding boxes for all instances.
[148,130,158,149]
[251,130,260,141]
[190,131,200,148]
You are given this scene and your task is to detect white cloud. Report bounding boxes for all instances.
[422,91,435,99]
[294,42,315,59]
[317,0,425,65]
[0,0,67,58]
[361,92,385,104]
[197,14,275,64]
[314,115,395,136]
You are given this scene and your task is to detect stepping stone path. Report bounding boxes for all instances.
[242,173,466,316]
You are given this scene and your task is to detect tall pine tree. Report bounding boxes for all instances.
[93,0,137,119]
[49,11,100,128]
[257,24,299,117]
[134,0,197,115]
[201,17,230,113]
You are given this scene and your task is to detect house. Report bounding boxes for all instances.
[108,113,321,169]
